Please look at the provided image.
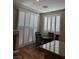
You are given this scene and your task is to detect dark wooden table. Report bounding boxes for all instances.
[39,40,65,59]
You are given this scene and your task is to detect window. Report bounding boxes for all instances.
[44,17,48,32]
[56,16,60,32]
[44,16,60,33]
[47,16,51,32]
[18,9,39,47]
[51,16,55,32]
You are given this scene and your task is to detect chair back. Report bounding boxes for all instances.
[35,32,41,37]
[35,32,42,46]
[55,35,59,40]
[48,32,54,37]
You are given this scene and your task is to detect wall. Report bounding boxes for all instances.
[59,9,65,57]
[40,9,65,56]
[13,6,18,29]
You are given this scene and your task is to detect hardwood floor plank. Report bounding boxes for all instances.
[15,44,64,59]
[18,44,44,59]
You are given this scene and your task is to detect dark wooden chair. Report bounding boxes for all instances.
[35,32,54,47]
[48,32,54,40]
[35,32,42,47]
[55,35,59,40]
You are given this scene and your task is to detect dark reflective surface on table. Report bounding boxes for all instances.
[40,40,65,57]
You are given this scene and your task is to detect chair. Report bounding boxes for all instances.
[35,32,41,37]
[35,32,42,47]
[48,32,54,40]
[55,35,59,40]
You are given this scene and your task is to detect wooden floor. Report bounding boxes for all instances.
[14,44,64,59]
[18,44,45,59]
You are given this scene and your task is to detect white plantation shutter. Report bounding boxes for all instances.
[18,9,39,47]
[44,17,48,32]
[51,16,55,32]
[47,16,51,32]
[56,16,60,32]
[43,16,60,33]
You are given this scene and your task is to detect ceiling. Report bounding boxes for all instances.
[14,0,65,13]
